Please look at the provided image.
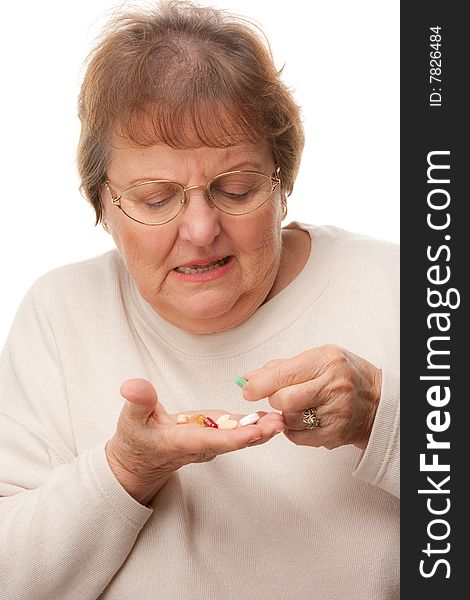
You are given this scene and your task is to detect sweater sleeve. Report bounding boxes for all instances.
[0,284,152,600]
[353,367,400,498]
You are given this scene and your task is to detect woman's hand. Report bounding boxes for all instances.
[241,345,382,451]
[106,379,285,504]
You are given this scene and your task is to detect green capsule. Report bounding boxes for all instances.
[234,375,248,389]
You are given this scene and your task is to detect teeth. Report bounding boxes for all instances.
[176,256,230,274]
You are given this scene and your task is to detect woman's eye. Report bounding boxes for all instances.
[144,195,172,207]
[212,175,267,201]
[215,186,251,199]
[224,190,249,198]
[130,186,179,208]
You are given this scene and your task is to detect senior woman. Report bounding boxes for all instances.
[0,2,399,599]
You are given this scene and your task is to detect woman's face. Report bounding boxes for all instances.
[104,139,284,333]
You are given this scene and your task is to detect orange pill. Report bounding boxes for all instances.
[188,414,206,425]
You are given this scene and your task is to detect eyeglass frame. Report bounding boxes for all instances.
[105,166,281,226]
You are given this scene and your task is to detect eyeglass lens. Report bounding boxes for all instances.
[119,172,275,224]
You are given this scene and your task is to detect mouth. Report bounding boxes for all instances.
[174,255,232,275]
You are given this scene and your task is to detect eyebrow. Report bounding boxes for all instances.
[125,160,266,187]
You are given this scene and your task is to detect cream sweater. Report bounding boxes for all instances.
[0,224,399,600]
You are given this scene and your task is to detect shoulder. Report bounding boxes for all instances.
[293,222,399,271]
[284,223,399,304]
[296,222,398,253]
[24,250,127,314]
[32,250,122,288]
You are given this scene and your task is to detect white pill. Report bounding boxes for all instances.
[176,414,189,424]
[215,414,232,425]
[239,413,260,426]
[218,419,239,429]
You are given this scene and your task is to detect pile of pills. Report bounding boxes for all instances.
[176,374,258,429]
[176,412,260,429]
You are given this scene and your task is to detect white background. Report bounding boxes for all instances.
[0,0,399,346]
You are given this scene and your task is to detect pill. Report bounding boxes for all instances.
[203,416,218,428]
[216,414,231,425]
[218,419,239,429]
[176,414,189,424]
[234,375,248,389]
[188,414,206,425]
[239,413,260,426]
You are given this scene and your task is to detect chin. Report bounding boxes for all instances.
[164,294,240,333]
[180,314,248,335]
[183,295,236,321]
[175,292,266,334]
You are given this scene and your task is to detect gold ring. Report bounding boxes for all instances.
[302,407,320,429]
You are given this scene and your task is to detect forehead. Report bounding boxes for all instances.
[107,139,273,184]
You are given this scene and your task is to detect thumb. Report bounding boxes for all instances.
[120,378,159,422]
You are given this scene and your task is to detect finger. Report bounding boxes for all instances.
[120,378,168,423]
[283,427,339,450]
[242,346,337,402]
[282,411,307,431]
[255,411,286,434]
[244,358,285,379]
[282,406,325,431]
[173,410,283,427]
[172,412,285,455]
[245,413,285,446]
[263,374,332,412]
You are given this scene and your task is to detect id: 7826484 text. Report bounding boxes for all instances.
[429,26,442,107]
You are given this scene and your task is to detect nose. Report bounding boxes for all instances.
[176,186,221,246]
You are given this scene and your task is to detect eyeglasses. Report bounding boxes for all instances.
[105,168,281,226]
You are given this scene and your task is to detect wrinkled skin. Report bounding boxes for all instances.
[242,344,382,451]
[106,378,285,504]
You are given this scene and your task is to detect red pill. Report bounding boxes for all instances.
[203,417,218,428]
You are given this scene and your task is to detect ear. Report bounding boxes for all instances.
[99,181,111,231]
[281,196,288,220]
